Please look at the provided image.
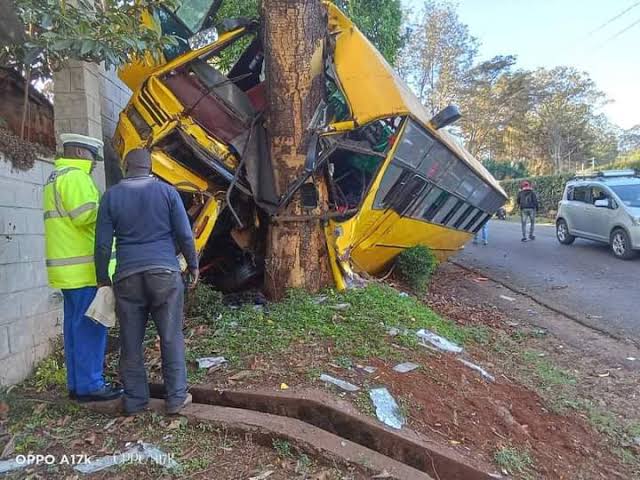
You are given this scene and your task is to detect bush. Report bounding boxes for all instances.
[396,245,438,291]
[501,174,573,215]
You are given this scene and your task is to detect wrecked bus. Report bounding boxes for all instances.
[113,1,507,291]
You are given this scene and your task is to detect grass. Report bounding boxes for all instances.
[494,446,534,478]
[185,283,470,367]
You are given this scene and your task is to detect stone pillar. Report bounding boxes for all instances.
[53,60,106,190]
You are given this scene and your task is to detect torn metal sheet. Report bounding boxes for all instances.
[416,329,463,354]
[320,374,359,392]
[0,457,34,475]
[392,362,420,373]
[369,387,405,429]
[457,358,495,382]
[74,442,179,474]
[196,356,227,369]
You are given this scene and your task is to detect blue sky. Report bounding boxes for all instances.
[403,0,640,129]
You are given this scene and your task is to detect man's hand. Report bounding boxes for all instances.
[187,268,199,290]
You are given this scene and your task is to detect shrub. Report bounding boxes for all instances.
[396,245,438,291]
[501,174,573,215]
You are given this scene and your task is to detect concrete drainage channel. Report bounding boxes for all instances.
[148,384,499,480]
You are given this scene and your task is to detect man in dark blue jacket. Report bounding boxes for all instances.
[95,148,199,415]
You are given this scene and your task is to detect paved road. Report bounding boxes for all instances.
[454,220,640,340]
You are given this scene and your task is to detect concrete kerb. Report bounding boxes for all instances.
[83,386,498,480]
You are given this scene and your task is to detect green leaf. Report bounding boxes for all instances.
[80,40,95,56]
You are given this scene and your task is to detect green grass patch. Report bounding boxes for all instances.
[494,446,534,478]
[520,350,576,390]
[185,283,469,366]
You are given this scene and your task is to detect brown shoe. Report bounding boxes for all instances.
[166,393,192,415]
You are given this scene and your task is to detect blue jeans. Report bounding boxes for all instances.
[114,270,187,414]
[474,223,488,244]
[62,287,107,395]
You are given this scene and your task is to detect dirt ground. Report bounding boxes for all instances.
[2,262,639,479]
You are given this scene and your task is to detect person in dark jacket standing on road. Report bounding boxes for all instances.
[517,180,539,242]
[94,149,199,416]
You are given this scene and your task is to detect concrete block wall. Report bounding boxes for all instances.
[0,155,63,385]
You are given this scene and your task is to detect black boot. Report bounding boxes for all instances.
[76,385,123,403]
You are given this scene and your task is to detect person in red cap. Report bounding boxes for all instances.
[517,180,539,242]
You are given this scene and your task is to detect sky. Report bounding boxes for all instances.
[404,0,640,130]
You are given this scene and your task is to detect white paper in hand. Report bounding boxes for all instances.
[86,286,116,328]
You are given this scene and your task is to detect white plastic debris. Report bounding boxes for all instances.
[416,329,463,354]
[0,457,34,474]
[356,365,377,374]
[196,356,227,369]
[626,357,636,361]
[499,295,515,302]
[387,327,400,337]
[369,387,405,429]
[331,303,351,311]
[457,358,495,382]
[319,374,360,392]
[74,442,179,474]
[398,292,409,298]
[393,362,420,373]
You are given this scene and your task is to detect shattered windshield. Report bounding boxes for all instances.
[611,184,640,208]
[174,0,219,33]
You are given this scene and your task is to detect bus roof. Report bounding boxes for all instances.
[326,2,506,198]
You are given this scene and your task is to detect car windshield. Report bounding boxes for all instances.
[611,184,640,208]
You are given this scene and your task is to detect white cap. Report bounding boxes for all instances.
[60,133,104,160]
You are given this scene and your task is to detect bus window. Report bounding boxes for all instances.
[463,209,484,231]
[394,121,434,168]
[422,189,450,221]
[472,214,491,233]
[439,159,468,193]
[374,165,408,209]
[432,195,460,224]
[453,205,475,229]
[390,175,429,214]
[442,199,465,225]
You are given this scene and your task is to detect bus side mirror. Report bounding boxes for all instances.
[429,105,461,130]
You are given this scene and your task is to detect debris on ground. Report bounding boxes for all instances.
[280,383,289,390]
[457,358,495,382]
[196,356,227,369]
[387,327,400,337]
[392,362,420,373]
[416,329,463,353]
[319,374,360,392]
[330,303,351,311]
[249,470,275,480]
[74,442,178,474]
[499,295,515,302]
[356,365,377,374]
[369,387,405,430]
[0,457,33,475]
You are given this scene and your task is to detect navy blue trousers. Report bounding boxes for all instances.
[62,287,107,395]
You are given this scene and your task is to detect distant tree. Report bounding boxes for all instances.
[483,159,529,180]
[619,125,640,154]
[398,0,477,115]
[332,0,404,65]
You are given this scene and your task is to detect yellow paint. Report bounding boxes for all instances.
[193,197,219,253]
[151,150,208,192]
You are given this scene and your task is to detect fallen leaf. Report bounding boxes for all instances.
[311,470,334,480]
[249,470,274,480]
[280,383,289,390]
[449,440,461,445]
[1,435,16,458]
[84,432,96,445]
[167,418,186,430]
[103,419,117,431]
[0,402,9,420]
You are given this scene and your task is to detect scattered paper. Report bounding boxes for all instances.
[356,365,377,374]
[330,303,351,311]
[392,362,420,373]
[458,358,495,382]
[369,388,405,429]
[196,356,227,369]
[319,374,359,392]
[416,329,463,354]
[75,443,178,474]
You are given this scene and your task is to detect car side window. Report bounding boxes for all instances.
[572,186,590,203]
[590,187,609,205]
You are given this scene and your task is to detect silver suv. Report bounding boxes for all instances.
[556,170,640,259]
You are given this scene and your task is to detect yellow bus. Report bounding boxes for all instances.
[113,1,507,291]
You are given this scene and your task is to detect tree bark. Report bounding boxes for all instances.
[262,0,331,299]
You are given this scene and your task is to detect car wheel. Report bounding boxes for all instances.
[610,229,636,260]
[556,219,575,245]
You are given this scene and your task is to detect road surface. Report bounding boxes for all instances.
[453,220,639,340]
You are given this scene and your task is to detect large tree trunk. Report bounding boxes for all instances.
[262,0,331,299]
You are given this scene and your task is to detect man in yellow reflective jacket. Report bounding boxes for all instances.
[43,134,122,403]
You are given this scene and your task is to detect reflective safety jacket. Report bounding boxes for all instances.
[43,158,103,289]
